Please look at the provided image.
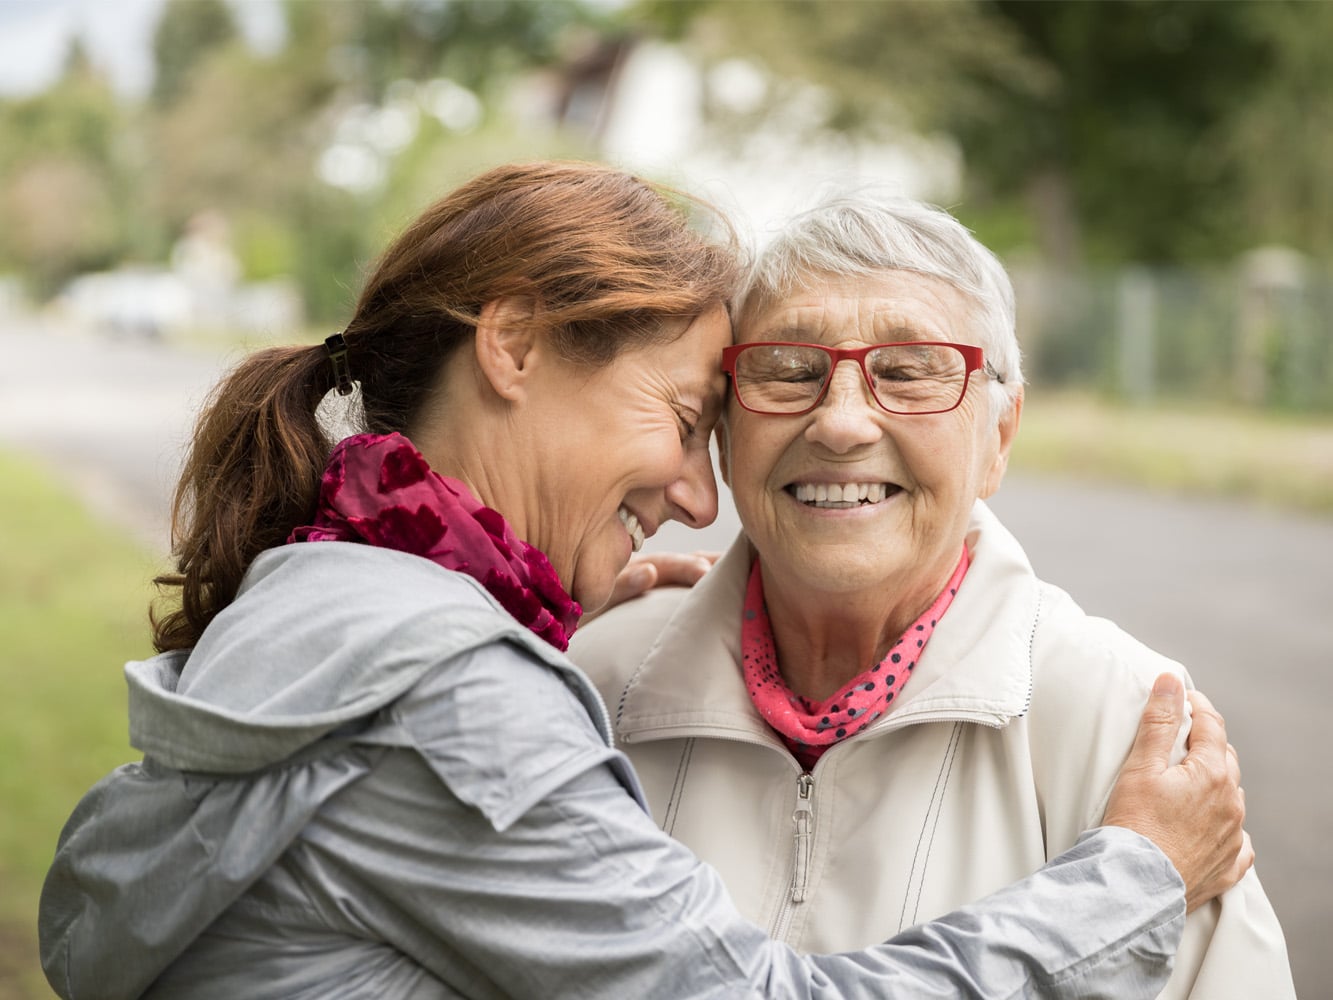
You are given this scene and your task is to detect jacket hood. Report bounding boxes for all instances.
[42,542,603,1000]
[128,542,603,772]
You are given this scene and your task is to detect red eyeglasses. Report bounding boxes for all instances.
[721,341,992,416]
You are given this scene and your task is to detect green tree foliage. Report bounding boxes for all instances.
[634,0,1333,265]
[0,41,135,295]
[950,0,1272,264]
[1224,1,1333,259]
[151,0,238,106]
[334,0,602,100]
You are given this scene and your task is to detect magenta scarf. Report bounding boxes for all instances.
[289,433,582,651]
[742,549,970,770]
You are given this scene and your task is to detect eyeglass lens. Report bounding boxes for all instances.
[733,343,970,414]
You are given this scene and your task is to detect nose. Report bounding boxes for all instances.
[805,358,884,453]
[664,440,720,529]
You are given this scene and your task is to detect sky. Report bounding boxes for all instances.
[0,0,283,98]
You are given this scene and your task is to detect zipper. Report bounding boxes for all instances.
[791,772,815,903]
[771,771,816,939]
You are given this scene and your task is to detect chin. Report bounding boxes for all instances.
[571,575,615,617]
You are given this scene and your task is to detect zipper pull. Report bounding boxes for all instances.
[791,773,815,903]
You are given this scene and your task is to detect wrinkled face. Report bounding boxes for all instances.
[526,304,732,612]
[720,270,1017,608]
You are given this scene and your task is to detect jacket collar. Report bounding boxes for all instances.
[616,500,1035,747]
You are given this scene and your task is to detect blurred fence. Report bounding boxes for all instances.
[1011,249,1333,413]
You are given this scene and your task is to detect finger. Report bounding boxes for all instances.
[689,550,722,567]
[1226,743,1241,786]
[1187,687,1226,734]
[1121,673,1187,774]
[640,552,713,587]
[611,563,657,605]
[1239,829,1255,877]
[1182,689,1229,769]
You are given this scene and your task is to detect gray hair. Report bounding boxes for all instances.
[741,192,1024,418]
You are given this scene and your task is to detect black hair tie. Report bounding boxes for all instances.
[325,333,354,396]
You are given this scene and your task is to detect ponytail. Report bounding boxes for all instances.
[151,344,334,652]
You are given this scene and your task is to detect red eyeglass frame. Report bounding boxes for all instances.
[720,340,987,416]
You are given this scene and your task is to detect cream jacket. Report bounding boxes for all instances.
[570,501,1294,1000]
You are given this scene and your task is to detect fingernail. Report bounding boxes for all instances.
[1153,673,1179,696]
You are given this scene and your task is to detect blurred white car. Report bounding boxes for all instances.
[58,267,194,340]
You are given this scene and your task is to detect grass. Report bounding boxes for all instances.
[0,450,158,999]
[1012,391,1333,516]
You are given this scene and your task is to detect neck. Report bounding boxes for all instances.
[760,564,949,702]
[409,400,534,545]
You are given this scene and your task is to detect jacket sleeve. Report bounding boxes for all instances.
[292,642,1187,999]
[1028,592,1296,1000]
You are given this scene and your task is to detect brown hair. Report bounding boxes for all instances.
[152,160,741,652]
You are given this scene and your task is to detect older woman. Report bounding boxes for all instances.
[571,194,1294,997]
[38,164,1251,999]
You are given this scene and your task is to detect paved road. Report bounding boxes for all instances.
[4,319,1329,995]
[0,321,234,550]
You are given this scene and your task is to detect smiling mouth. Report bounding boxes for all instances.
[789,482,899,509]
[618,506,646,552]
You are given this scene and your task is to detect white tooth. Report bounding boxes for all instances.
[798,484,816,502]
[815,484,828,502]
[619,506,645,551]
[857,483,870,501]
[871,484,884,502]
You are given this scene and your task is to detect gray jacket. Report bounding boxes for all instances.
[40,542,1187,999]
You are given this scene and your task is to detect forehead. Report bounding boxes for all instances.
[629,302,732,398]
[739,269,977,347]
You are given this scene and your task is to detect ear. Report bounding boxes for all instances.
[474,297,540,402]
[979,387,1023,499]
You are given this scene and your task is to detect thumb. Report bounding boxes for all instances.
[1122,673,1186,775]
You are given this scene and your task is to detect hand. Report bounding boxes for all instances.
[583,551,719,623]
[1102,673,1253,913]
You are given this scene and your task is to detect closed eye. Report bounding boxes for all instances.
[675,407,700,441]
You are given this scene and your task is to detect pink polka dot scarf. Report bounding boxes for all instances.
[289,432,582,651]
[742,547,970,770]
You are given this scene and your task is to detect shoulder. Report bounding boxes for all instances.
[235,542,563,670]
[393,637,634,831]
[1028,580,1189,725]
[568,586,691,707]
[1023,579,1192,834]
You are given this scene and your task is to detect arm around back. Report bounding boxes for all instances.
[289,639,1188,999]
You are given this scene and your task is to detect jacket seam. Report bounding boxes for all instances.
[899,720,963,931]
[663,738,695,836]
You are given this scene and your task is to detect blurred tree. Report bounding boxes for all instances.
[632,0,1333,265]
[151,0,238,107]
[340,0,602,100]
[0,0,640,320]
[951,0,1270,264]
[1224,1,1333,258]
[0,40,135,295]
